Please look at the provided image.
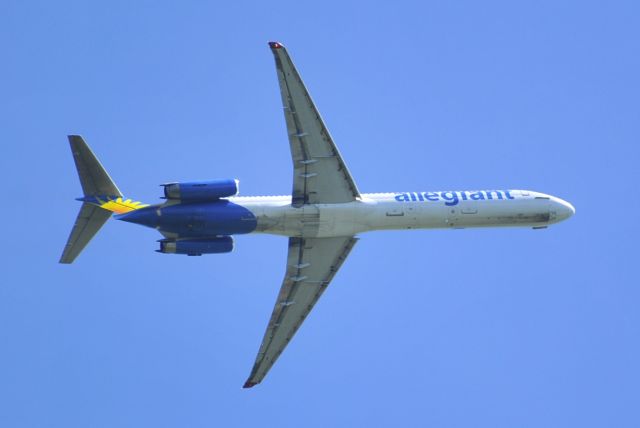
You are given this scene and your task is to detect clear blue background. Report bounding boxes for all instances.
[1,1,638,427]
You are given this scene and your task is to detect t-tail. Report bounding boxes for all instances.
[59,135,148,264]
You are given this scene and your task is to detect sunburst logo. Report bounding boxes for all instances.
[93,196,149,213]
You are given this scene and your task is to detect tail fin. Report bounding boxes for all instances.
[59,136,127,264]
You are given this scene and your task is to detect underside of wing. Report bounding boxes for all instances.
[243,235,358,388]
[269,42,360,206]
[59,203,112,263]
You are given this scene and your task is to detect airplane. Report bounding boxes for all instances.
[60,41,575,388]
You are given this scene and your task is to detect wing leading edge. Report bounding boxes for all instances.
[268,41,361,206]
[244,236,358,388]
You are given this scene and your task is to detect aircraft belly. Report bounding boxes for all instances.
[241,195,553,238]
[452,200,550,228]
[123,201,259,237]
[247,203,360,238]
[248,204,325,237]
[357,200,449,232]
[363,197,552,230]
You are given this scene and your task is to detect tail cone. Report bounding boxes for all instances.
[116,206,159,228]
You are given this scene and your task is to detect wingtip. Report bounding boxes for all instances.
[268,41,284,49]
[67,134,84,144]
[243,381,258,389]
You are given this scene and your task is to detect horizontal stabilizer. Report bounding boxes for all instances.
[60,135,124,264]
[68,135,122,197]
[59,203,112,264]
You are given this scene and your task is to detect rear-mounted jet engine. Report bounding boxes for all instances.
[158,237,234,255]
[163,179,239,201]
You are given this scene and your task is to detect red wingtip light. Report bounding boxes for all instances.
[268,41,283,49]
[243,381,257,388]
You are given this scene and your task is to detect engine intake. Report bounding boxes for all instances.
[158,237,234,255]
[163,179,239,201]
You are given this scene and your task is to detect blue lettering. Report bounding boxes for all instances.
[424,192,439,201]
[395,190,514,204]
[485,190,504,200]
[440,191,459,206]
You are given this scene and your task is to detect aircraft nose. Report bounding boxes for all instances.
[554,198,575,222]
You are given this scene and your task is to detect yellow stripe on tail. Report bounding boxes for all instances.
[97,197,149,214]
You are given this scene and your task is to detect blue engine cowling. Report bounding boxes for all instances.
[163,179,239,201]
[158,237,234,255]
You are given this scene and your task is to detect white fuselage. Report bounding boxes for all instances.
[231,189,575,238]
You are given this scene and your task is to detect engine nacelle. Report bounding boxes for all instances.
[158,237,234,255]
[163,179,239,201]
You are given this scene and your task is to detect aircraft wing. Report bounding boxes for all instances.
[243,236,358,388]
[269,42,361,206]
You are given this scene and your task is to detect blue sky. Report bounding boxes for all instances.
[1,1,639,427]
